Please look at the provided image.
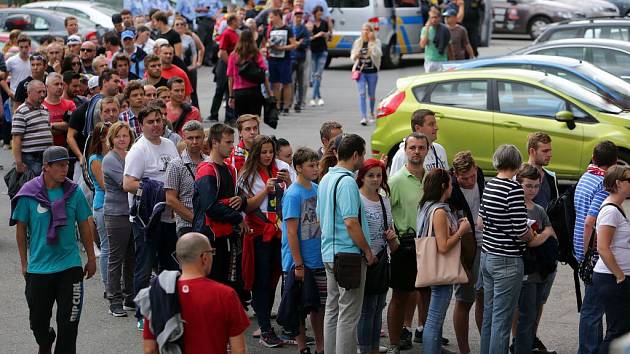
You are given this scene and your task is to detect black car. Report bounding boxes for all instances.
[535,17,630,43]
[0,8,103,43]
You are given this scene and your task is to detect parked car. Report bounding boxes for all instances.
[22,1,118,29]
[512,38,630,81]
[492,0,586,39]
[554,0,619,17]
[0,8,103,43]
[535,18,630,43]
[371,68,630,180]
[445,55,630,109]
[606,0,630,16]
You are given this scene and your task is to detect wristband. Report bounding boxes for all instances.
[295,264,304,270]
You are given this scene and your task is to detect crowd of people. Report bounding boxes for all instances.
[4,1,630,354]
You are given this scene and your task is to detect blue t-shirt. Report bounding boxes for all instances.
[573,172,608,261]
[12,187,92,274]
[316,166,370,263]
[88,154,105,210]
[281,182,323,272]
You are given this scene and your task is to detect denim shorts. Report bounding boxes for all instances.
[269,58,292,84]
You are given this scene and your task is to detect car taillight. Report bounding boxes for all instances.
[508,8,519,20]
[377,91,405,119]
[368,17,380,31]
[85,32,97,41]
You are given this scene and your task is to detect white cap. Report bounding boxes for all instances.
[88,76,99,90]
[67,35,82,45]
[154,38,169,49]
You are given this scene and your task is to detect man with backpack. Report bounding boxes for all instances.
[166,77,201,136]
[574,141,618,354]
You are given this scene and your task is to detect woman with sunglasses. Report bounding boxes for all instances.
[87,122,110,296]
[61,54,82,75]
[239,135,294,348]
[592,165,630,353]
[415,168,470,354]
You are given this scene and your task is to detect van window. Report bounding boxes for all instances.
[326,0,369,8]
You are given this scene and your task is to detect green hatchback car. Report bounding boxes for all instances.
[371,68,630,180]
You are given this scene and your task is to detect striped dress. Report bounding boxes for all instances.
[480,177,528,257]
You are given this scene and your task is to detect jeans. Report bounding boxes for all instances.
[357,292,387,353]
[423,284,454,354]
[480,252,524,354]
[514,279,546,354]
[292,59,307,107]
[105,215,134,306]
[25,267,84,354]
[592,273,628,354]
[311,51,327,100]
[93,207,108,289]
[251,237,281,332]
[578,283,604,354]
[324,261,366,354]
[23,151,43,176]
[356,72,378,119]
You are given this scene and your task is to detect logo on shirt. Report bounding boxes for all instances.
[37,204,48,214]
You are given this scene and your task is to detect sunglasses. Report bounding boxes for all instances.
[72,61,81,66]
[80,48,94,52]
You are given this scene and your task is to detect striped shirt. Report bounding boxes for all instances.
[480,177,528,257]
[573,172,608,262]
[118,109,142,138]
[11,103,53,153]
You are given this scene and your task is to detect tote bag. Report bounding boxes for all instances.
[415,209,468,287]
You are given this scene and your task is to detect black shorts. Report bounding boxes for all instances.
[390,238,417,291]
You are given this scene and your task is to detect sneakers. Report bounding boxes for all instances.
[387,344,401,354]
[300,348,312,354]
[123,300,136,311]
[252,327,261,338]
[278,331,297,345]
[360,117,368,126]
[259,328,283,348]
[533,337,557,354]
[369,113,376,124]
[309,99,317,107]
[379,345,389,353]
[400,327,413,350]
[294,105,302,113]
[317,98,325,106]
[137,320,144,332]
[414,328,449,345]
[109,304,127,317]
[282,108,290,116]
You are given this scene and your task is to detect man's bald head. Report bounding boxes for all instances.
[176,233,212,264]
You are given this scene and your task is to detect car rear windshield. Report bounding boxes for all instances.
[326,0,369,8]
[542,76,622,114]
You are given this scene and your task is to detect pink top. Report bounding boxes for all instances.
[227,53,267,90]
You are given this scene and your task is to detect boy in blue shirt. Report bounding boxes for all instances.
[280,147,324,354]
[11,146,95,354]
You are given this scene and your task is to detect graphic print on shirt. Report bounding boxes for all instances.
[300,196,321,241]
[269,28,288,58]
[159,154,173,172]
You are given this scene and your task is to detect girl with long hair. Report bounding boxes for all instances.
[227,30,272,117]
[350,23,382,126]
[239,135,293,348]
[61,54,82,74]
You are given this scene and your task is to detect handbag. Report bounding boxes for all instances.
[415,208,468,288]
[332,175,363,290]
[578,203,626,285]
[364,195,391,295]
[351,62,364,81]
[238,59,265,84]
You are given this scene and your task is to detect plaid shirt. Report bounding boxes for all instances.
[164,149,208,231]
[118,109,142,138]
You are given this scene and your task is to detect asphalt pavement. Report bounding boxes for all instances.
[0,37,585,353]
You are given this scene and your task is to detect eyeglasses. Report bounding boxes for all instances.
[80,48,94,52]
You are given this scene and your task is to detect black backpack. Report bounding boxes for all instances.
[546,184,578,270]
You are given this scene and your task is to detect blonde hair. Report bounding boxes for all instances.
[106,122,134,150]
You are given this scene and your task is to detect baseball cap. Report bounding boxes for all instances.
[112,13,123,25]
[155,38,169,48]
[88,76,99,90]
[443,8,457,17]
[67,35,82,45]
[43,146,75,164]
[121,30,135,40]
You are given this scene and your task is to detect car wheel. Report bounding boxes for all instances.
[626,9,630,17]
[382,39,402,69]
[528,16,551,39]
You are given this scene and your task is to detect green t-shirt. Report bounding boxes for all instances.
[12,187,92,274]
[389,166,423,236]
[421,26,448,62]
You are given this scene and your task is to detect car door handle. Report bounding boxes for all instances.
[500,121,521,129]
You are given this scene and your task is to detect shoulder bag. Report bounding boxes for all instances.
[415,208,468,287]
[238,58,266,84]
[365,194,391,295]
[332,175,363,290]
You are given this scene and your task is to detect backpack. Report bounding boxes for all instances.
[546,184,578,270]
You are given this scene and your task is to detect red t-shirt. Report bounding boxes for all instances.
[219,27,239,55]
[43,98,76,147]
[143,277,250,354]
[166,103,202,135]
[161,65,193,97]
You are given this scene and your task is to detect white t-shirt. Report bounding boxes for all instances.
[124,136,180,222]
[6,55,31,93]
[460,183,483,245]
[240,159,294,213]
[389,139,449,176]
[360,194,393,255]
[594,203,630,275]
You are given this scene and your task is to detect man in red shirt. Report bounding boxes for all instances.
[43,73,76,147]
[209,14,240,123]
[159,44,193,99]
[166,77,201,135]
[143,232,249,354]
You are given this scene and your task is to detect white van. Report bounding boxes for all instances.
[326,0,493,68]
